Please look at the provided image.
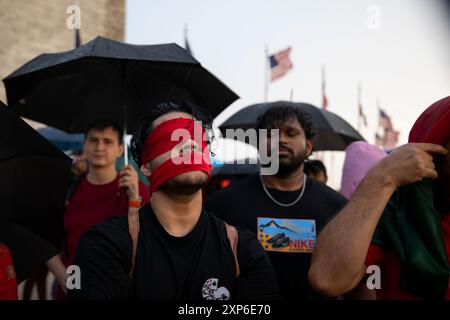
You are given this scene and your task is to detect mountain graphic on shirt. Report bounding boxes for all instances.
[258,220,297,233]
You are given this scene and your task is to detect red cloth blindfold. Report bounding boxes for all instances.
[141,118,211,192]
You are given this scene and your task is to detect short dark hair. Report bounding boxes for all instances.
[85,120,124,145]
[255,104,316,141]
[130,101,213,167]
[304,159,327,176]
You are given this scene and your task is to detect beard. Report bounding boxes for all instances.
[159,171,209,195]
[277,153,307,176]
[263,146,308,177]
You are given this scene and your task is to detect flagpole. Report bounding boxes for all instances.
[264,45,269,102]
[321,65,328,111]
[377,98,385,147]
[357,83,361,132]
[120,61,129,166]
[73,0,81,48]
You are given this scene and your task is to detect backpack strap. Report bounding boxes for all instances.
[128,209,140,278]
[225,223,240,278]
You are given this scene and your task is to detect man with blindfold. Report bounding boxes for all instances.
[69,101,279,300]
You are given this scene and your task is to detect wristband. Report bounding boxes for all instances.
[129,198,141,208]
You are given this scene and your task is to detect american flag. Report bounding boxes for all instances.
[269,47,293,82]
[378,109,392,130]
[384,129,400,149]
[376,108,400,148]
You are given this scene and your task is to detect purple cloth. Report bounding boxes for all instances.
[340,141,387,199]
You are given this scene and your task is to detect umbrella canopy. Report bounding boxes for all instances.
[219,101,365,151]
[37,126,84,151]
[212,162,260,177]
[0,101,71,281]
[3,36,239,134]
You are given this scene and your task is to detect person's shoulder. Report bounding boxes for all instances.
[75,214,134,267]
[80,215,130,248]
[91,215,128,233]
[205,211,228,229]
[74,214,134,286]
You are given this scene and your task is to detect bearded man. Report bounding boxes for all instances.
[206,103,348,300]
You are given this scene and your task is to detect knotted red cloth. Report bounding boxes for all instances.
[141,118,211,192]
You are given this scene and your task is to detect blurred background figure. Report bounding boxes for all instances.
[0,243,18,300]
[340,141,387,199]
[304,160,328,184]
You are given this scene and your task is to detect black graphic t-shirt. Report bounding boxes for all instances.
[68,203,279,300]
[205,174,347,300]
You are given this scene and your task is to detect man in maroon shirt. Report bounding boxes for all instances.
[63,121,150,268]
[52,121,150,298]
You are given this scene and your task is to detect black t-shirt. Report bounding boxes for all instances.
[205,174,347,300]
[68,203,279,300]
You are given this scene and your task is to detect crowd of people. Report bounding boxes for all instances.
[0,96,449,300]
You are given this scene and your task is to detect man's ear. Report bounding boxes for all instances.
[140,163,152,178]
[118,144,124,157]
[306,140,313,157]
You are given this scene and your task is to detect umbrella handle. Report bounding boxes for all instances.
[123,134,128,166]
[121,60,128,166]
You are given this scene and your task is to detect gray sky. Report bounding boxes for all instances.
[126,0,450,187]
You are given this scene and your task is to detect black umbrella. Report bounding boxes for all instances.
[0,101,71,282]
[219,101,365,151]
[37,126,84,151]
[212,161,261,177]
[4,36,239,164]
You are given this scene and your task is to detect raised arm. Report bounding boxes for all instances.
[308,143,448,297]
